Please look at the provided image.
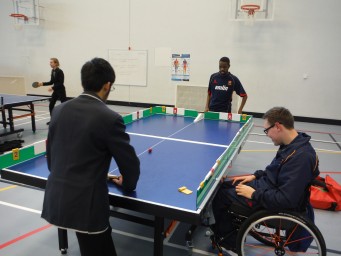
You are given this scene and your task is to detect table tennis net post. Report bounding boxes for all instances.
[193,113,204,123]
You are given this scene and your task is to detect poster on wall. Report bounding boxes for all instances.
[108,49,148,86]
[171,54,190,82]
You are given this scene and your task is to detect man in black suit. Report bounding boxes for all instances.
[41,58,140,256]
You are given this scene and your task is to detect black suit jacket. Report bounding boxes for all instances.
[43,67,65,90]
[41,92,140,232]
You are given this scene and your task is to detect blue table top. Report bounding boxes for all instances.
[5,114,245,214]
[0,93,49,106]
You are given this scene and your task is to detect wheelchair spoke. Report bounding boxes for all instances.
[284,223,299,247]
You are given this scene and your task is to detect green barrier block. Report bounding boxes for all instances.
[204,112,219,120]
[152,106,164,114]
[0,146,43,169]
[143,108,153,118]
[184,109,198,118]
[123,114,133,125]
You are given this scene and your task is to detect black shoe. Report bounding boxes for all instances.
[46,122,50,125]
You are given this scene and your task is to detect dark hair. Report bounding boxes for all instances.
[263,107,294,129]
[219,57,230,65]
[81,58,116,92]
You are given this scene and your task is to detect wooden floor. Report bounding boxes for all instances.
[1,101,340,256]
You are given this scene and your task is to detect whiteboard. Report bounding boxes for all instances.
[108,49,148,86]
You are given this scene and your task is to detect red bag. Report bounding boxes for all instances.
[310,175,341,211]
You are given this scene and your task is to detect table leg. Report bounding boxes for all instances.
[30,103,36,132]
[1,108,6,128]
[7,108,14,132]
[185,225,197,252]
[58,228,68,254]
[154,216,164,256]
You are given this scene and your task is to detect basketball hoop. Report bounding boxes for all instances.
[241,4,260,17]
[9,13,29,22]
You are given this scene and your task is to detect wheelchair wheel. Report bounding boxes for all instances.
[236,210,326,256]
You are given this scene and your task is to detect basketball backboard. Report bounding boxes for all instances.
[11,0,41,25]
[231,0,275,21]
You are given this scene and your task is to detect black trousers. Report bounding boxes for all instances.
[76,226,117,256]
[209,103,232,113]
[212,180,258,247]
[49,88,67,114]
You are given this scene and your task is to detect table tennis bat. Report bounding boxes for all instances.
[32,82,39,88]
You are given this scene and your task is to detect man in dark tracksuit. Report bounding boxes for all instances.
[211,107,319,253]
[38,58,67,118]
[205,57,248,114]
[41,58,140,256]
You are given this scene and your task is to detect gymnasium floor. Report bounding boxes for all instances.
[0,101,340,256]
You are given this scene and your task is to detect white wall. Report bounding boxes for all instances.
[1,0,340,120]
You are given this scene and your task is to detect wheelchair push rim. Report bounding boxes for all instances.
[236,211,326,256]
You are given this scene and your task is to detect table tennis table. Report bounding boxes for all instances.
[0,94,50,138]
[0,106,253,255]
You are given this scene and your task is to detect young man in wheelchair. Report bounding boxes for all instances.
[211,107,320,254]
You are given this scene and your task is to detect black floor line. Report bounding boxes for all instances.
[329,134,341,151]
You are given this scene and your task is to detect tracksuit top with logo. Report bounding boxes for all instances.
[208,72,247,112]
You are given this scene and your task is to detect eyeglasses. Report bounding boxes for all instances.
[263,124,275,134]
[110,85,115,91]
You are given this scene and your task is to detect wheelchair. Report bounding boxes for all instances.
[211,202,327,256]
